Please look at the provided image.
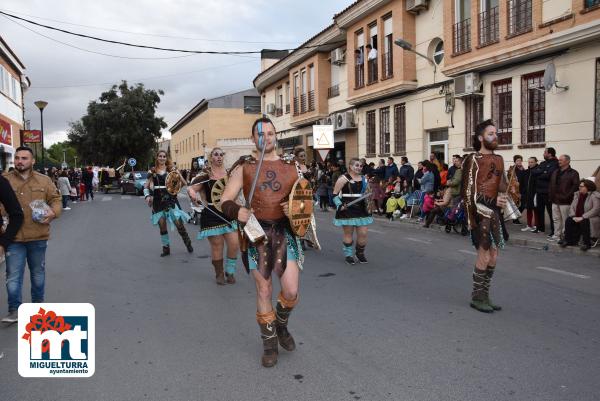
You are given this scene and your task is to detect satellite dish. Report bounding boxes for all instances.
[543,62,569,92]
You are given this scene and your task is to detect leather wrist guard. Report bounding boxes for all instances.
[221,200,241,220]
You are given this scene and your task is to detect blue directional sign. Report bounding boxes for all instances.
[128,158,137,167]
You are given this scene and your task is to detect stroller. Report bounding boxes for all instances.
[441,199,468,236]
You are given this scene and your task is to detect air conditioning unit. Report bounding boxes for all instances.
[335,111,355,131]
[406,0,429,14]
[453,73,482,97]
[266,103,276,114]
[331,48,345,65]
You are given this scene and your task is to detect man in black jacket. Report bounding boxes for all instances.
[398,157,414,190]
[549,154,579,241]
[0,174,24,260]
[531,147,559,235]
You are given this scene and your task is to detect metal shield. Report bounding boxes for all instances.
[288,177,314,237]
[210,176,228,212]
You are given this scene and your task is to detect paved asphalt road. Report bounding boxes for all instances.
[0,193,599,401]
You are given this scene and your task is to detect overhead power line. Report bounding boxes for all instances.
[0,10,344,55]
[0,8,301,45]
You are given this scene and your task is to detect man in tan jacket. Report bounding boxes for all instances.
[2,147,61,323]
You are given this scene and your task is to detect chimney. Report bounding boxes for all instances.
[260,49,289,72]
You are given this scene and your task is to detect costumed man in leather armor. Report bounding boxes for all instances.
[462,119,515,313]
[333,157,374,265]
[220,117,304,368]
[143,150,193,257]
[187,147,239,285]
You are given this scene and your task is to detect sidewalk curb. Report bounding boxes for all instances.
[371,214,600,258]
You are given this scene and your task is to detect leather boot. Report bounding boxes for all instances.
[177,224,194,253]
[160,246,170,257]
[257,311,278,368]
[275,292,298,352]
[225,273,236,284]
[355,244,368,264]
[470,267,493,313]
[212,260,225,286]
[485,266,502,311]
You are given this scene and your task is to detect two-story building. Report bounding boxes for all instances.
[169,88,261,169]
[255,0,600,176]
[0,35,29,171]
[443,0,600,175]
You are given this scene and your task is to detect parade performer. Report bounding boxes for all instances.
[332,158,374,265]
[187,148,239,285]
[462,119,516,313]
[144,150,193,257]
[220,117,309,368]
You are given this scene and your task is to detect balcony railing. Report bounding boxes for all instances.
[275,108,283,117]
[308,90,315,112]
[355,64,365,88]
[508,0,532,37]
[453,18,471,54]
[367,58,378,84]
[293,97,299,116]
[585,0,600,8]
[300,93,307,114]
[382,51,393,80]
[285,104,290,114]
[479,6,499,47]
[328,84,340,98]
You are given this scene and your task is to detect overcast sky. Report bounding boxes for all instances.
[1,0,351,146]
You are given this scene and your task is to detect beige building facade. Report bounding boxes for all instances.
[169,89,260,170]
[255,0,600,177]
[0,35,29,171]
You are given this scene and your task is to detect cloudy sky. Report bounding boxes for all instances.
[1,0,351,145]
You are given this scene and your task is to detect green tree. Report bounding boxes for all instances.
[68,81,167,166]
[46,141,79,167]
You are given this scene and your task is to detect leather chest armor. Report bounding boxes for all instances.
[243,159,297,220]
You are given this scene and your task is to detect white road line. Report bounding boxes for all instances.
[121,195,132,200]
[459,250,477,256]
[101,197,112,202]
[406,237,431,244]
[535,266,590,279]
[368,229,385,234]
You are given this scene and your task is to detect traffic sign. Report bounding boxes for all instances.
[313,125,334,149]
[128,158,137,167]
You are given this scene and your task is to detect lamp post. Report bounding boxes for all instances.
[34,100,48,168]
[394,39,436,74]
[74,156,78,169]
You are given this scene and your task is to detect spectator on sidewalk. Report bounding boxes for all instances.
[57,170,73,210]
[440,163,449,187]
[424,187,452,228]
[531,147,559,235]
[549,154,580,241]
[447,155,463,205]
[429,152,442,172]
[384,157,399,181]
[2,147,62,323]
[82,166,94,201]
[360,158,373,177]
[0,174,24,263]
[420,162,435,194]
[399,157,414,191]
[559,179,600,251]
[373,159,385,181]
[447,154,461,181]
[520,157,539,232]
[317,175,331,212]
[413,162,424,191]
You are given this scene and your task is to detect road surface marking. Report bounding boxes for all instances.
[459,250,477,256]
[406,237,431,244]
[368,229,385,234]
[101,196,112,202]
[535,266,590,279]
[121,195,132,200]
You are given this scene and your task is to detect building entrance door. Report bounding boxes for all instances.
[428,129,448,164]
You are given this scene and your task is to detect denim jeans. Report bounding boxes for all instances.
[5,240,47,312]
[62,195,69,208]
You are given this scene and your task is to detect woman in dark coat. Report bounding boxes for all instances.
[520,157,538,231]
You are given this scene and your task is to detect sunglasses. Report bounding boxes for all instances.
[212,152,225,157]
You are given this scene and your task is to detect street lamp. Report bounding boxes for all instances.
[34,100,48,167]
[394,38,436,74]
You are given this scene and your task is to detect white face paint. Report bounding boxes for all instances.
[350,162,362,174]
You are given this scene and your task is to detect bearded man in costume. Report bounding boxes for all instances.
[462,119,516,313]
[220,117,306,367]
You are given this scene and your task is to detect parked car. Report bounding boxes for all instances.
[120,171,148,195]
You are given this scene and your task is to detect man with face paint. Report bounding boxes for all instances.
[220,117,305,368]
[332,157,374,265]
[462,119,516,313]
